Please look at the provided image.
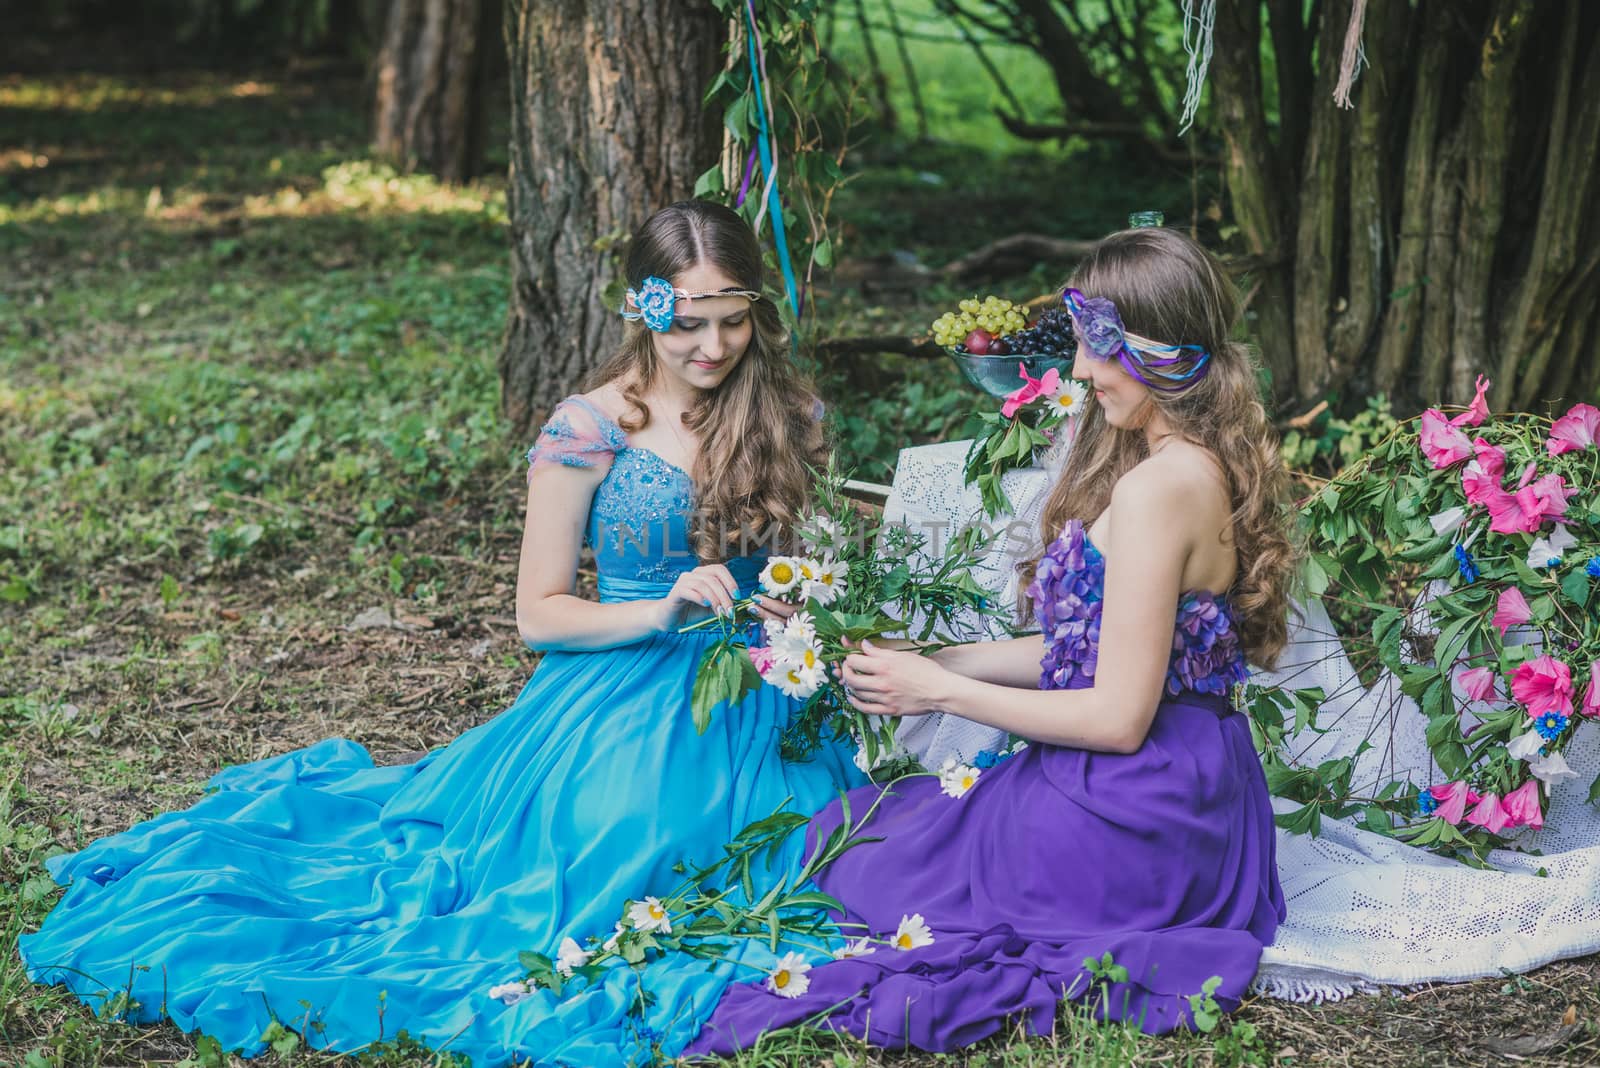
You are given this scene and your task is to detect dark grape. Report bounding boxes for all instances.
[1005,309,1076,356]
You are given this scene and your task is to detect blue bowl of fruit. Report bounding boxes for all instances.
[933,297,1077,399]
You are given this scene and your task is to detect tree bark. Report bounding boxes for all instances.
[1448,0,1534,398]
[1212,0,1296,403]
[1502,2,1600,405]
[1371,1,1451,394]
[499,0,724,437]
[372,0,495,183]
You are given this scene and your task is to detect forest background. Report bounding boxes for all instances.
[3,1,1599,1065]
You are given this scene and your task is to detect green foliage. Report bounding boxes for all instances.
[703,0,855,333]
[1280,394,1402,478]
[1257,402,1600,860]
[512,793,888,999]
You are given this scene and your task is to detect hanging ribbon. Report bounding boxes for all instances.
[734,144,759,208]
[741,0,802,319]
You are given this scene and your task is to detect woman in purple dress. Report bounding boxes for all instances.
[688,226,1298,1053]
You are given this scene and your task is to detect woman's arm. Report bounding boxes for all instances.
[843,465,1195,753]
[514,464,738,652]
[930,635,1047,688]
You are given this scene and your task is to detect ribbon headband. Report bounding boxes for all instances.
[1061,287,1211,392]
[622,275,763,333]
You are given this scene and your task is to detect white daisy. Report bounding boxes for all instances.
[892,913,934,951]
[783,610,817,643]
[1044,379,1088,418]
[759,557,802,597]
[938,758,980,798]
[555,936,591,977]
[488,980,533,1005]
[765,952,813,998]
[773,661,825,700]
[801,558,847,606]
[602,921,625,953]
[627,896,672,935]
[834,937,876,959]
[769,615,819,664]
[800,515,840,553]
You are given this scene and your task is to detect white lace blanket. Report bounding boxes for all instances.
[881,441,1600,1001]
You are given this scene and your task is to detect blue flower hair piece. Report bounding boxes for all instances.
[622,276,764,333]
[1061,287,1212,392]
[624,276,678,333]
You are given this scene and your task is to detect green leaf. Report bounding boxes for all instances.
[1589,771,1600,807]
[1560,568,1591,609]
[693,164,724,198]
[1273,801,1322,836]
[1435,612,1477,670]
[690,643,758,735]
[159,573,181,606]
[1371,609,1406,674]
[811,237,833,269]
[1528,593,1557,622]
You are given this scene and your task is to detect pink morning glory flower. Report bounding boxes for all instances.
[1429,780,1479,824]
[1546,402,1600,456]
[1456,665,1498,703]
[1511,656,1574,717]
[1460,440,1507,505]
[1418,409,1474,468]
[1000,364,1060,419]
[747,645,778,675]
[1581,662,1600,719]
[1500,779,1543,830]
[1465,791,1511,835]
[1492,588,1532,638]
[1449,375,1492,428]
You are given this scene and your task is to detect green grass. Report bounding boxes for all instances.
[5,50,1600,1068]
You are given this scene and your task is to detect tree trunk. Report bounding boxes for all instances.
[1202,0,1600,413]
[499,0,724,438]
[372,0,494,183]
[1211,0,1296,403]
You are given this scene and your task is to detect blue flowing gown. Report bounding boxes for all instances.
[20,395,864,1066]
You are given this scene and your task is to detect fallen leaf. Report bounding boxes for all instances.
[396,613,434,630]
[219,608,241,621]
[1562,1004,1577,1026]
[1480,1023,1584,1058]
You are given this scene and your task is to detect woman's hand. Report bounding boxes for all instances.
[752,595,797,627]
[655,564,740,631]
[839,639,949,718]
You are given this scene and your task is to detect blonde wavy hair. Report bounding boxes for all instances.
[586,201,825,561]
[1020,227,1299,668]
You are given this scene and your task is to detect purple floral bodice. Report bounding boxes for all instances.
[1026,519,1247,698]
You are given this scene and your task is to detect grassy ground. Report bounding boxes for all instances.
[4,58,1600,1068]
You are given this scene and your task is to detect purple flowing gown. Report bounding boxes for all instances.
[688,519,1285,1053]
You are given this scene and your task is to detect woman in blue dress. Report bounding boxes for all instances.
[20,200,863,1066]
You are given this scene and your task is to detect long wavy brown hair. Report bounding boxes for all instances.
[1019,227,1299,668]
[585,200,825,561]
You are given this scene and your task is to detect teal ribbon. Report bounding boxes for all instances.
[743,2,802,319]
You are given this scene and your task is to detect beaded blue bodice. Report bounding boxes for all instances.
[1026,519,1248,698]
[527,396,762,595]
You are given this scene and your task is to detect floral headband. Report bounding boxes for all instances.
[1062,287,1211,392]
[622,275,763,333]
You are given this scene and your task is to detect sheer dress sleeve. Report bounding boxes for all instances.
[525,396,628,481]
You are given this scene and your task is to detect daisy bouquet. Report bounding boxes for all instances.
[963,359,1088,517]
[688,466,999,769]
[1250,380,1600,861]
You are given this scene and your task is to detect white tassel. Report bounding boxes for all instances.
[1177,0,1218,134]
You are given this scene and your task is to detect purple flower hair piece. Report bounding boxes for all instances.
[1061,287,1212,393]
